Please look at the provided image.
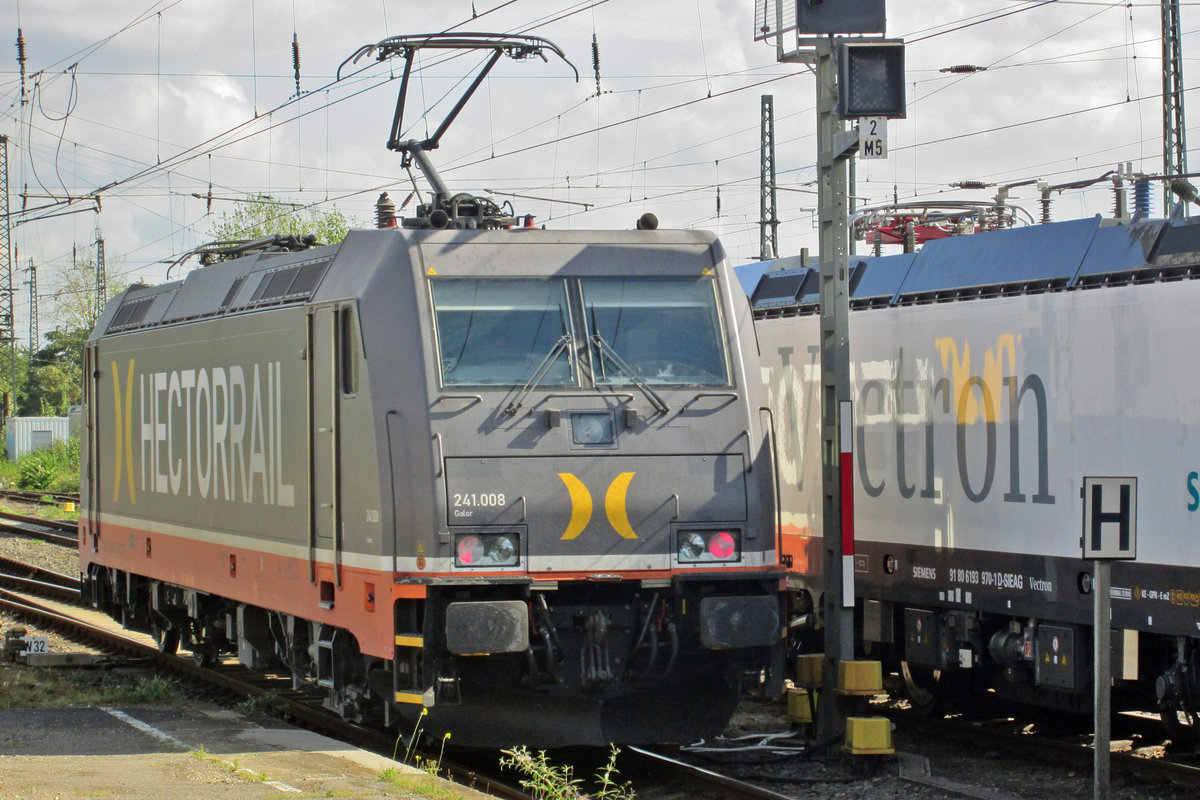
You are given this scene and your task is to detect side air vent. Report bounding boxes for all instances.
[246,258,331,307]
[219,276,245,310]
[107,297,156,332]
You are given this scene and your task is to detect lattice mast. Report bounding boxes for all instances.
[759,95,779,260]
[1163,0,1187,215]
[94,225,107,323]
[26,261,36,358]
[0,134,14,416]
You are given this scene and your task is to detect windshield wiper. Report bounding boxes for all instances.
[505,334,572,416]
[590,333,669,415]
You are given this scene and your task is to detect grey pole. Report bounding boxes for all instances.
[814,35,857,748]
[1093,560,1111,800]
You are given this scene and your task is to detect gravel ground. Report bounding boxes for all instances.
[1,521,92,656]
[710,697,1198,800]
[0,511,81,578]
[1,618,1195,800]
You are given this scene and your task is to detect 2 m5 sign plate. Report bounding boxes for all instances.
[860,117,887,159]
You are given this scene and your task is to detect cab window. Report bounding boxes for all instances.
[580,277,729,386]
[431,279,574,387]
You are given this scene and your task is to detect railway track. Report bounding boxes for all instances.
[902,705,1200,796]
[874,698,1200,795]
[10,501,1184,800]
[0,555,80,602]
[622,746,798,800]
[3,514,1200,799]
[0,508,77,547]
[0,560,784,800]
[4,542,1198,799]
[0,489,79,507]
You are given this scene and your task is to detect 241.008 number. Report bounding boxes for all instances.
[453,493,506,508]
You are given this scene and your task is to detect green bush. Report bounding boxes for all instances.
[16,436,80,492]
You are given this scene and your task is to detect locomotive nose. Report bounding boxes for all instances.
[444,454,748,571]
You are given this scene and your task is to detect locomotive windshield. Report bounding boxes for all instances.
[430,276,728,388]
[581,277,728,386]
[431,279,574,386]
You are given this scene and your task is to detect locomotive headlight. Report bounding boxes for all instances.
[455,532,520,568]
[677,529,741,564]
[456,535,485,566]
[679,532,706,561]
[488,534,517,563]
[708,530,736,560]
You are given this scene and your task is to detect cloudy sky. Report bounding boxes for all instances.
[0,0,1194,341]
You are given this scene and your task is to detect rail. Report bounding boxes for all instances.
[0,510,77,546]
[0,572,531,799]
[0,489,80,507]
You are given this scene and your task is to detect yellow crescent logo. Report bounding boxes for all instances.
[605,472,638,539]
[558,472,638,540]
[112,359,136,504]
[558,473,593,540]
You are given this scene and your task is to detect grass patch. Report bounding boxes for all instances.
[500,745,635,800]
[378,767,464,800]
[0,668,183,709]
[23,502,80,522]
[233,691,286,718]
[0,498,79,523]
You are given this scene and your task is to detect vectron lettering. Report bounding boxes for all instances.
[856,336,1055,506]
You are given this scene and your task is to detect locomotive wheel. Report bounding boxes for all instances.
[150,622,180,656]
[902,662,985,717]
[1161,707,1199,750]
[900,662,942,715]
[190,642,220,668]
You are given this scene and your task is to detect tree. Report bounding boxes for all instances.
[10,257,129,419]
[206,194,360,246]
[20,328,87,416]
[52,256,130,333]
[0,344,30,418]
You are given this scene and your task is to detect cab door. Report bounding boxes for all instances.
[308,306,342,585]
[84,341,101,550]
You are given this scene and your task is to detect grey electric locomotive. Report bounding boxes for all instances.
[747,214,1200,741]
[80,224,786,746]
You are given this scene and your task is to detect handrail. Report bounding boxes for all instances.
[759,406,783,558]
[534,392,635,404]
[432,432,445,478]
[683,391,739,411]
[432,394,483,409]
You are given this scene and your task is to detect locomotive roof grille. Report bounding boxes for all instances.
[218,277,245,310]
[246,260,331,308]
[103,254,333,335]
[108,296,155,331]
[741,216,1200,318]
